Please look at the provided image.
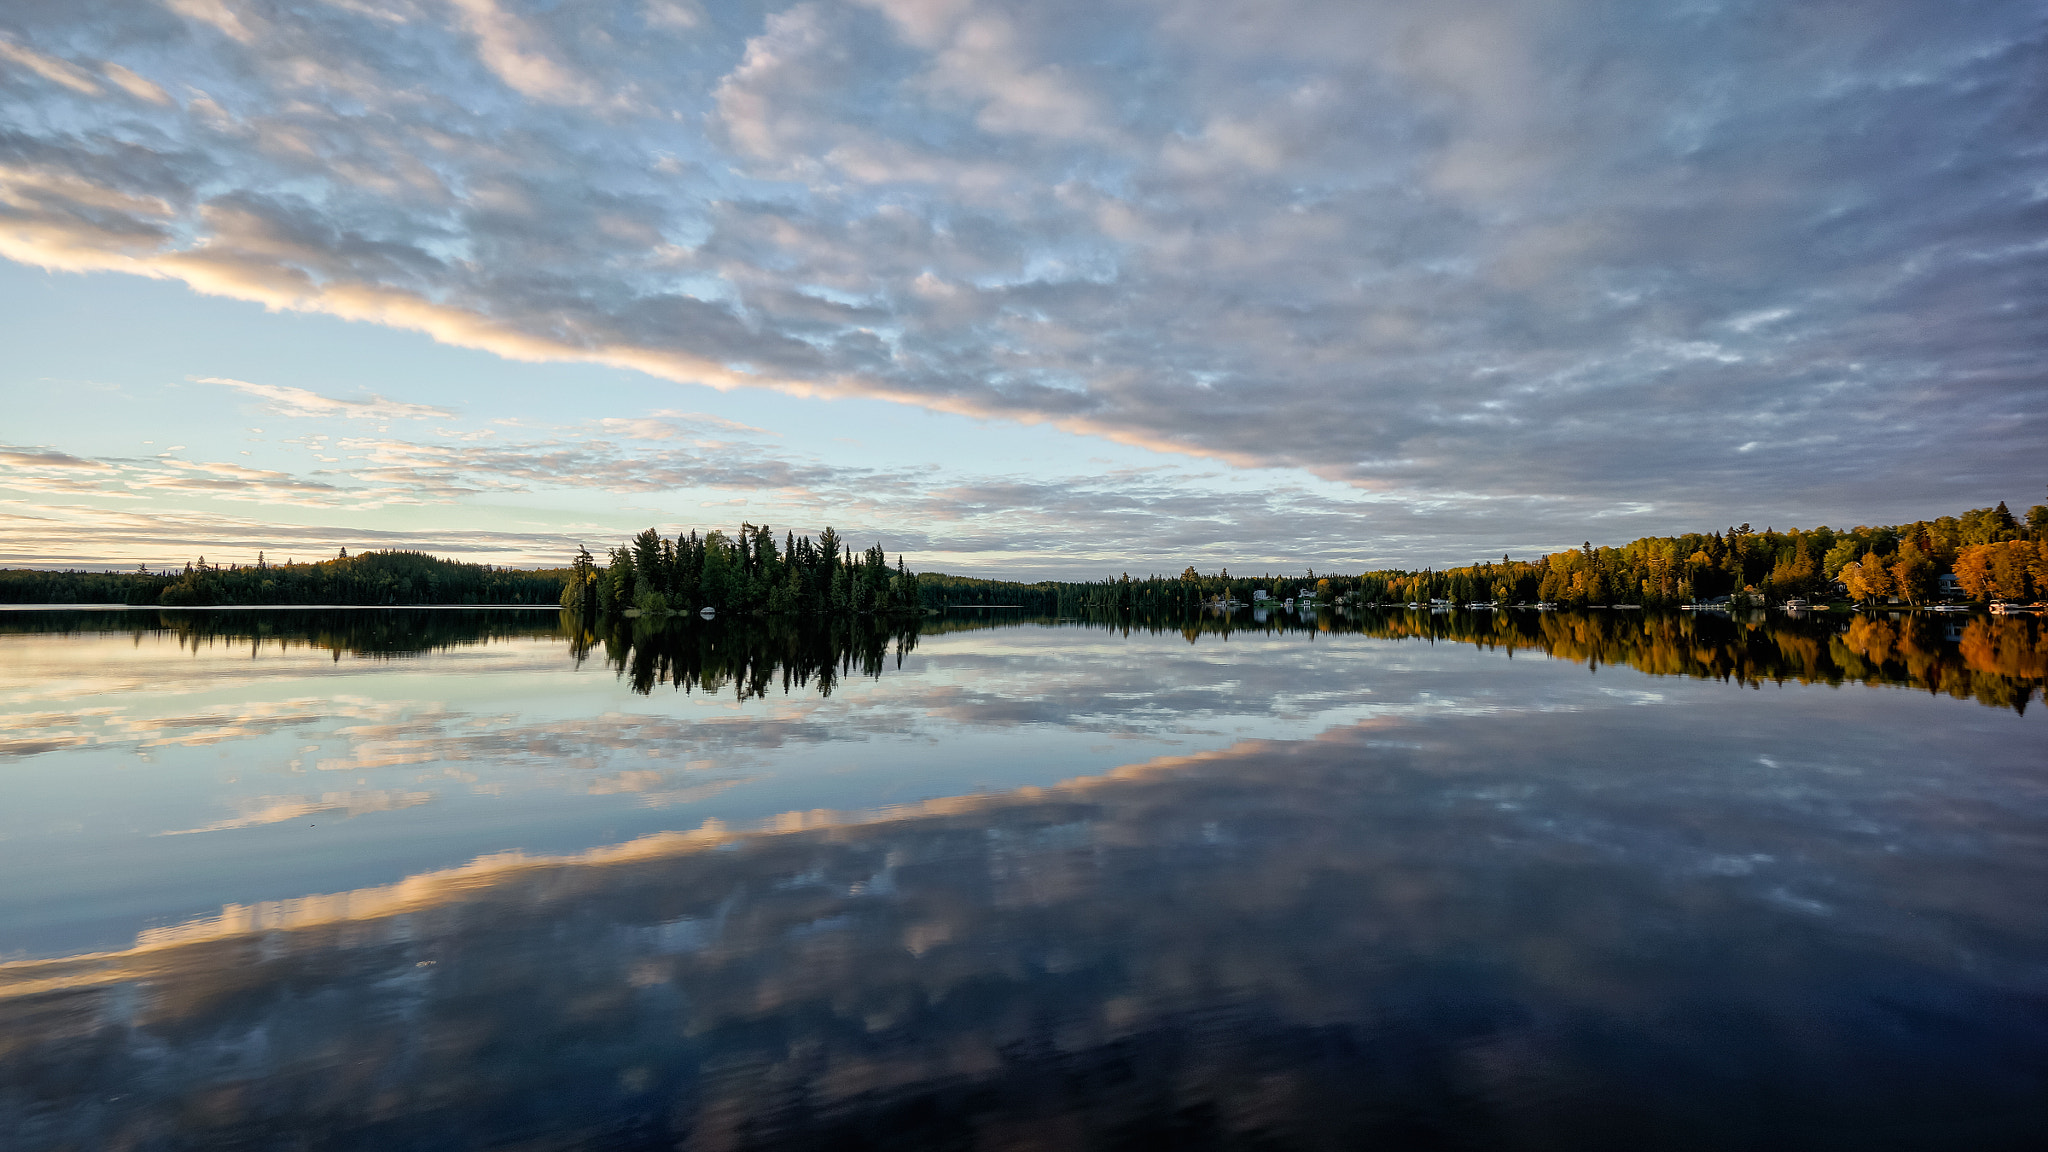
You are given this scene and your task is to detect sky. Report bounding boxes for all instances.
[1,0,2043,578]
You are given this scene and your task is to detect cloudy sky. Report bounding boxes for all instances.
[2,0,2042,576]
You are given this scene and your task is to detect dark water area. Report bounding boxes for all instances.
[1,607,2043,1149]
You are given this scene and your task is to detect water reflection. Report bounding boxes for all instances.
[9,605,2042,712]
[1110,607,2048,713]
[569,605,2047,712]
[0,606,563,658]
[3,607,2043,1148]
[570,613,923,699]
[4,700,2041,1150]
[1334,608,2048,712]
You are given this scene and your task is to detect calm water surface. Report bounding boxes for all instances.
[2,607,2043,1149]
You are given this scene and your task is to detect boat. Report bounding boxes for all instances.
[699,606,716,619]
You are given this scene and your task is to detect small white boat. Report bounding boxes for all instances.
[699,606,716,619]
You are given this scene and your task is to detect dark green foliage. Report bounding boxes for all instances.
[1,552,570,606]
[575,523,926,620]
[0,567,157,604]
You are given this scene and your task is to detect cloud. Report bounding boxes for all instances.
[1,438,459,510]
[0,412,1781,575]
[108,697,419,749]
[0,447,112,471]
[0,0,2039,548]
[0,36,102,96]
[99,62,170,104]
[163,0,256,45]
[592,411,775,440]
[0,500,588,568]
[201,377,457,421]
[446,0,598,106]
[156,789,433,835]
[0,445,140,500]
[136,457,369,506]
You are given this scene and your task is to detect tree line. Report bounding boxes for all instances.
[0,551,571,606]
[571,527,1363,618]
[1406,499,2048,608]
[562,525,925,619]
[3,497,2041,612]
[1035,498,2047,612]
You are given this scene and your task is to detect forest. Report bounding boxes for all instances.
[560,525,926,619]
[0,550,570,607]
[1016,499,2048,613]
[4,498,2043,611]
[561,497,2046,624]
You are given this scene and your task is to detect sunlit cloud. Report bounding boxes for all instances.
[0,36,103,96]
[0,500,588,568]
[200,377,457,422]
[0,447,113,471]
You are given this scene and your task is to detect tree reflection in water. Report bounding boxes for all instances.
[580,606,2046,713]
[570,612,922,700]
[9,606,2040,711]
[0,607,564,660]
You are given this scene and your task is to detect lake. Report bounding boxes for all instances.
[2,606,2044,1149]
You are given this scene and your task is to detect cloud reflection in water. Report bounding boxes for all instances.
[2,690,2042,1150]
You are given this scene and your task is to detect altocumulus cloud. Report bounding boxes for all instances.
[0,0,2042,532]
